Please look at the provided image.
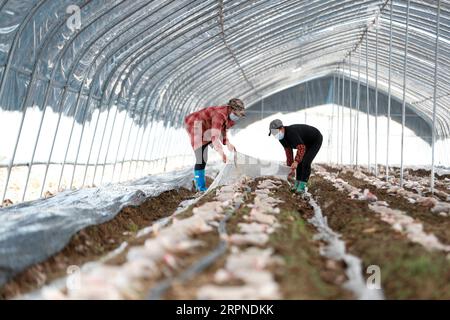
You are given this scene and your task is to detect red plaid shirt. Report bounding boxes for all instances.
[184,105,235,150]
[285,145,306,166]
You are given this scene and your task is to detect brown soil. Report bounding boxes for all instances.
[165,177,351,300]
[135,227,222,300]
[309,174,450,299]
[335,170,450,246]
[0,187,195,299]
[405,168,450,180]
[104,188,219,266]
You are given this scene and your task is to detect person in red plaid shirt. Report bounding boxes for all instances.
[185,98,245,191]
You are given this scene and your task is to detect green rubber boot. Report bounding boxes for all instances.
[295,181,307,194]
[290,180,299,192]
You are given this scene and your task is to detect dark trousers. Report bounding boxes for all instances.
[194,142,211,170]
[296,134,323,182]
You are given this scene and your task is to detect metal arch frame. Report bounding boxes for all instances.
[400,0,411,187]
[341,61,345,165]
[39,0,176,193]
[336,65,340,164]
[349,52,353,165]
[0,0,446,131]
[431,0,441,193]
[57,0,210,192]
[116,0,318,172]
[386,0,393,181]
[374,12,379,177]
[2,2,445,204]
[95,4,224,184]
[0,0,48,100]
[15,0,166,198]
[366,31,371,173]
[76,1,186,187]
[166,0,376,123]
[56,0,179,190]
[60,0,210,188]
[169,31,362,123]
[169,0,390,124]
[181,3,392,114]
[356,43,362,167]
[21,0,151,200]
[1,0,102,202]
[82,0,216,185]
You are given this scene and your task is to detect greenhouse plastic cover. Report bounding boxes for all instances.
[0,151,290,287]
[8,152,379,300]
[0,0,449,138]
[0,167,195,287]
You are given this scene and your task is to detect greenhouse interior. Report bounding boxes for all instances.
[0,0,450,302]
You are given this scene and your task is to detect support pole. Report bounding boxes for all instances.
[386,0,393,182]
[365,34,370,173]
[341,64,345,165]
[431,0,441,193]
[400,0,411,187]
[349,52,353,165]
[374,16,379,177]
[305,82,308,123]
[330,75,336,163]
[356,45,361,167]
[336,68,340,164]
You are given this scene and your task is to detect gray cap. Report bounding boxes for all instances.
[268,119,283,136]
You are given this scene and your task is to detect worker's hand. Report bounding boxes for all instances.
[222,153,227,163]
[227,143,236,153]
[287,170,295,180]
[291,161,298,170]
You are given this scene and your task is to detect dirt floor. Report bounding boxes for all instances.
[0,184,200,299]
[164,177,352,300]
[339,171,450,245]
[308,173,450,299]
[322,165,450,244]
[101,186,223,300]
[3,168,450,300]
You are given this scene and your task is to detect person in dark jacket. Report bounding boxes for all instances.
[268,119,323,194]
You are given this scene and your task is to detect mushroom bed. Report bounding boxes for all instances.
[2,165,450,300]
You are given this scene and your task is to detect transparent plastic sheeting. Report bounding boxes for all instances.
[307,195,383,299]
[0,0,448,134]
[0,151,289,289]
[20,153,379,300]
[1,0,449,205]
[216,153,382,299]
[209,152,292,189]
[0,166,196,287]
[237,76,433,143]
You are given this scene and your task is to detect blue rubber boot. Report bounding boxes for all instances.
[194,169,207,192]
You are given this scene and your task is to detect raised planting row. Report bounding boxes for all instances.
[23,174,374,300]
[163,177,371,300]
[322,164,450,245]
[0,187,196,299]
[309,165,450,299]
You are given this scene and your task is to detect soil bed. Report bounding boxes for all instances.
[333,168,450,246]
[0,186,196,299]
[165,177,351,299]
[309,174,450,299]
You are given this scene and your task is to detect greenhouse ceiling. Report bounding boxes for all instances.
[0,0,448,137]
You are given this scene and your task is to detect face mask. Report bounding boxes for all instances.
[273,130,284,140]
[229,112,241,121]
